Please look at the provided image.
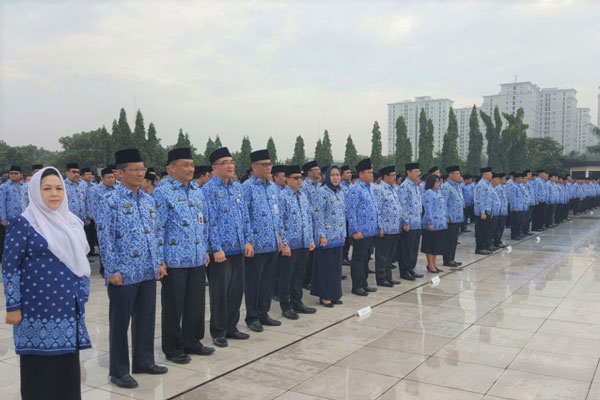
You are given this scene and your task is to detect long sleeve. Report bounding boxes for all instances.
[0,185,6,221]
[95,197,118,277]
[2,217,28,311]
[422,191,434,227]
[205,187,223,254]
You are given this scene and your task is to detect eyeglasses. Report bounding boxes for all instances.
[125,167,147,173]
[214,160,236,166]
[289,176,304,181]
[254,162,273,168]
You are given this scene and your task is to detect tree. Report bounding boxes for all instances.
[587,126,600,154]
[204,137,217,162]
[175,128,190,148]
[214,135,223,149]
[418,109,434,172]
[145,122,165,168]
[370,121,383,170]
[56,128,114,170]
[116,108,133,150]
[527,137,564,173]
[441,107,460,170]
[267,136,278,164]
[291,135,307,165]
[480,106,503,171]
[344,135,359,170]
[465,105,484,175]
[394,116,412,173]
[321,130,333,166]
[133,110,147,160]
[236,136,253,177]
[501,108,529,172]
[314,139,324,166]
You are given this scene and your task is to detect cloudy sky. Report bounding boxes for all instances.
[1,0,598,159]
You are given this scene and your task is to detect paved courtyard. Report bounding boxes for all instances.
[2,216,600,399]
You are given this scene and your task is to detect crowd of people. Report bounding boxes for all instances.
[1,146,600,399]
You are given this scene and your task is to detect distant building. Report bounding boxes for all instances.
[575,108,597,153]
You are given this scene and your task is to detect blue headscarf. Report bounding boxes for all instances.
[321,165,341,192]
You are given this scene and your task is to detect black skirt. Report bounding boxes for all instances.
[310,246,343,302]
[20,351,81,400]
[421,229,445,255]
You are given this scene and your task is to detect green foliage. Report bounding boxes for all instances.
[480,106,503,170]
[145,122,166,168]
[370,121,383,171]
[466,105,483,175]
[267,136,278,164]
[418,109,434,172]
[236,136,253,177]
[214,135,223,149]
[500,108,529,172]
[394,116,412,173]
[344,135,359,170]
[291,135,307,165]
[441,107,460,170]
[321,130,333,166]
[588,126,600,154]
[132,110,147,160]
[526,137,564,173]
[55,128,114,171]
[113,108,133,152]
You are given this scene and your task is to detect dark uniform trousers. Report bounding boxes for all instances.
[532,203,545,230]
[511,211,523,238]
[443,223,461,264]
[209,254,244,339]
[494,215,506,245]
[272,253,282,297]
[350,236,375,290]
[108,279,157,378]
[490,215,501,246]
[571,198,580,215]
[278,248,310,312]
[84,220,97,254]
[245,252,277,325]
[522,207,533,234]
[161,266,206,358]
[462,205,473,231]
[375,234,399,284]
[0,224,6,260]
[343,221,352,260]
[303,248,314,287]
[474,214,491,251]
[545,204,556,228]
[398,229,421,274]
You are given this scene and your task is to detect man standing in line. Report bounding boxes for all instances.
[300,160,321,290]
[0,165,25,260]
[461,174,474,233]
[397,163,425,281]
[532,170,548,231]
[441,166,464,267]
[474,167,494,255]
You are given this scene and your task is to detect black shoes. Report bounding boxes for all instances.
[184,344,215,356]
[303,283,312,290]
[368,269,376,274]
[351,288,368,296]
[343,258,351,266]
[390,279,401,285]
[400,273,416,281]
[364,286,377,292]
[319,298,334,307]
[227,331,250,340]
[333,299,343,305]
[377,281,394,288]
[213,337,228,347]
[410,271,424,278]
[166,353,191,364]
[260,315,282,326]
[132,364,168,375]
[426,266,443,274]
[476,249,492,255]
[443,261,461,267]
[111,374,138,389]
[294,304,317,314]
[247,321,264,332]
[282,310,299,320]
[495,243,507,248]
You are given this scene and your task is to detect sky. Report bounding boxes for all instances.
[1,0,599,159]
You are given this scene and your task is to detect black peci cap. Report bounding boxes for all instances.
[446,165,460,173]
[356,158,372,172]
[378,165,395,176]
[302,160,318,173]
[405,162,419,171]
[250,149,270,163]
[285,165,302,176]
[66,163,79,170]
[115,149,143,165]
[209,147,232,164]
[167,147,193,164]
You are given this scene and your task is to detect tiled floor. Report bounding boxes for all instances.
[2,215,600,399]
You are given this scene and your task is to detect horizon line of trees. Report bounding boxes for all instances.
[1,106,594,178]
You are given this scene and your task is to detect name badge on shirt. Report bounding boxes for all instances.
[273,204,279,214]
[198,212,205,224]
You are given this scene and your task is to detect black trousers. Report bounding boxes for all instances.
[343,221,352,260]
[523,207,533,234]
[278,248,310,312]
[532,203,545,230]
[245,252,277,324]
[161,267,206,358]
[108,279,156,378]
[375,233,399,284]
[462,206,473,230]
[398,229,421,274]
[494,215,506,245]
[303,247,314,287]
[572,198,580,215]
[511,211,522,238]
[545,204,556,228]
[443,223,461,264]
[21,351,81,400]
[209,254,244,339]
[273,253,281,297]
[350,236,375,290]
[84,220,97,254]
[0,223,5,260]
[474,214,491,251]
[490,215,501,246]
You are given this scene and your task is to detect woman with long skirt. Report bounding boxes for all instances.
[311,166,346,307]
[421,174,448,274]
[2,167,92,400]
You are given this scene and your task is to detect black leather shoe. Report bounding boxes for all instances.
[282,310,299,320]
[400,273,416,281]
[319,298,334,307]
[184,344,215,356]
[294,304,317,314]
[133,364,168,375]
[368,269,375,274]
[410,271,424,278]
[111,375,138,389]
[351,288,368,296]
[213,337,228,347]
[333,299,343,305]
[247,321,264,332]
[272,295,280,302]
[166,353,191,364]
[390,279,401,285]
[377,281,393,288]
[227,331,250,340]
[427,266,440,274]
[443,262,454,267]
[496,243,507,248]
[475,250,491,255]
[452,261,462,266]
[364,286,377,292]
[260,315,282,326]
[341,275,347,280]
[302,283,312,290]
[343,258,351,266]
[462,229,472,233]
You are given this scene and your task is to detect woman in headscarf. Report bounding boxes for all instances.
[311,166,346,307]
[421,174,447,273]
[2,167,91,400]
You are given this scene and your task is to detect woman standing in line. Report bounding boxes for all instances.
[311,166,346,307]
[2,167,91,400]
[421,174,447,274]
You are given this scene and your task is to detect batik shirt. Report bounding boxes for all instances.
[0,180,25,221]
[153,177,209,268]
[278,186,314,250]
[461,182,474,207]
[474,179,493,216]
[346,180,379,238]
[65,179,87,222]
[242,176,280,254]
[203,176,252,256]
[398,179,422,230]
[509,183,526,212]
[373,182,402,235]
[88,183,114,220]
[490,186,503,217]
[441,181,465,224]
[422,189,447,231]
[300,179,321,240]
[315,185,346,249]
[95,185,164,285]
[533,177,548,203]
[1,216,91,355]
